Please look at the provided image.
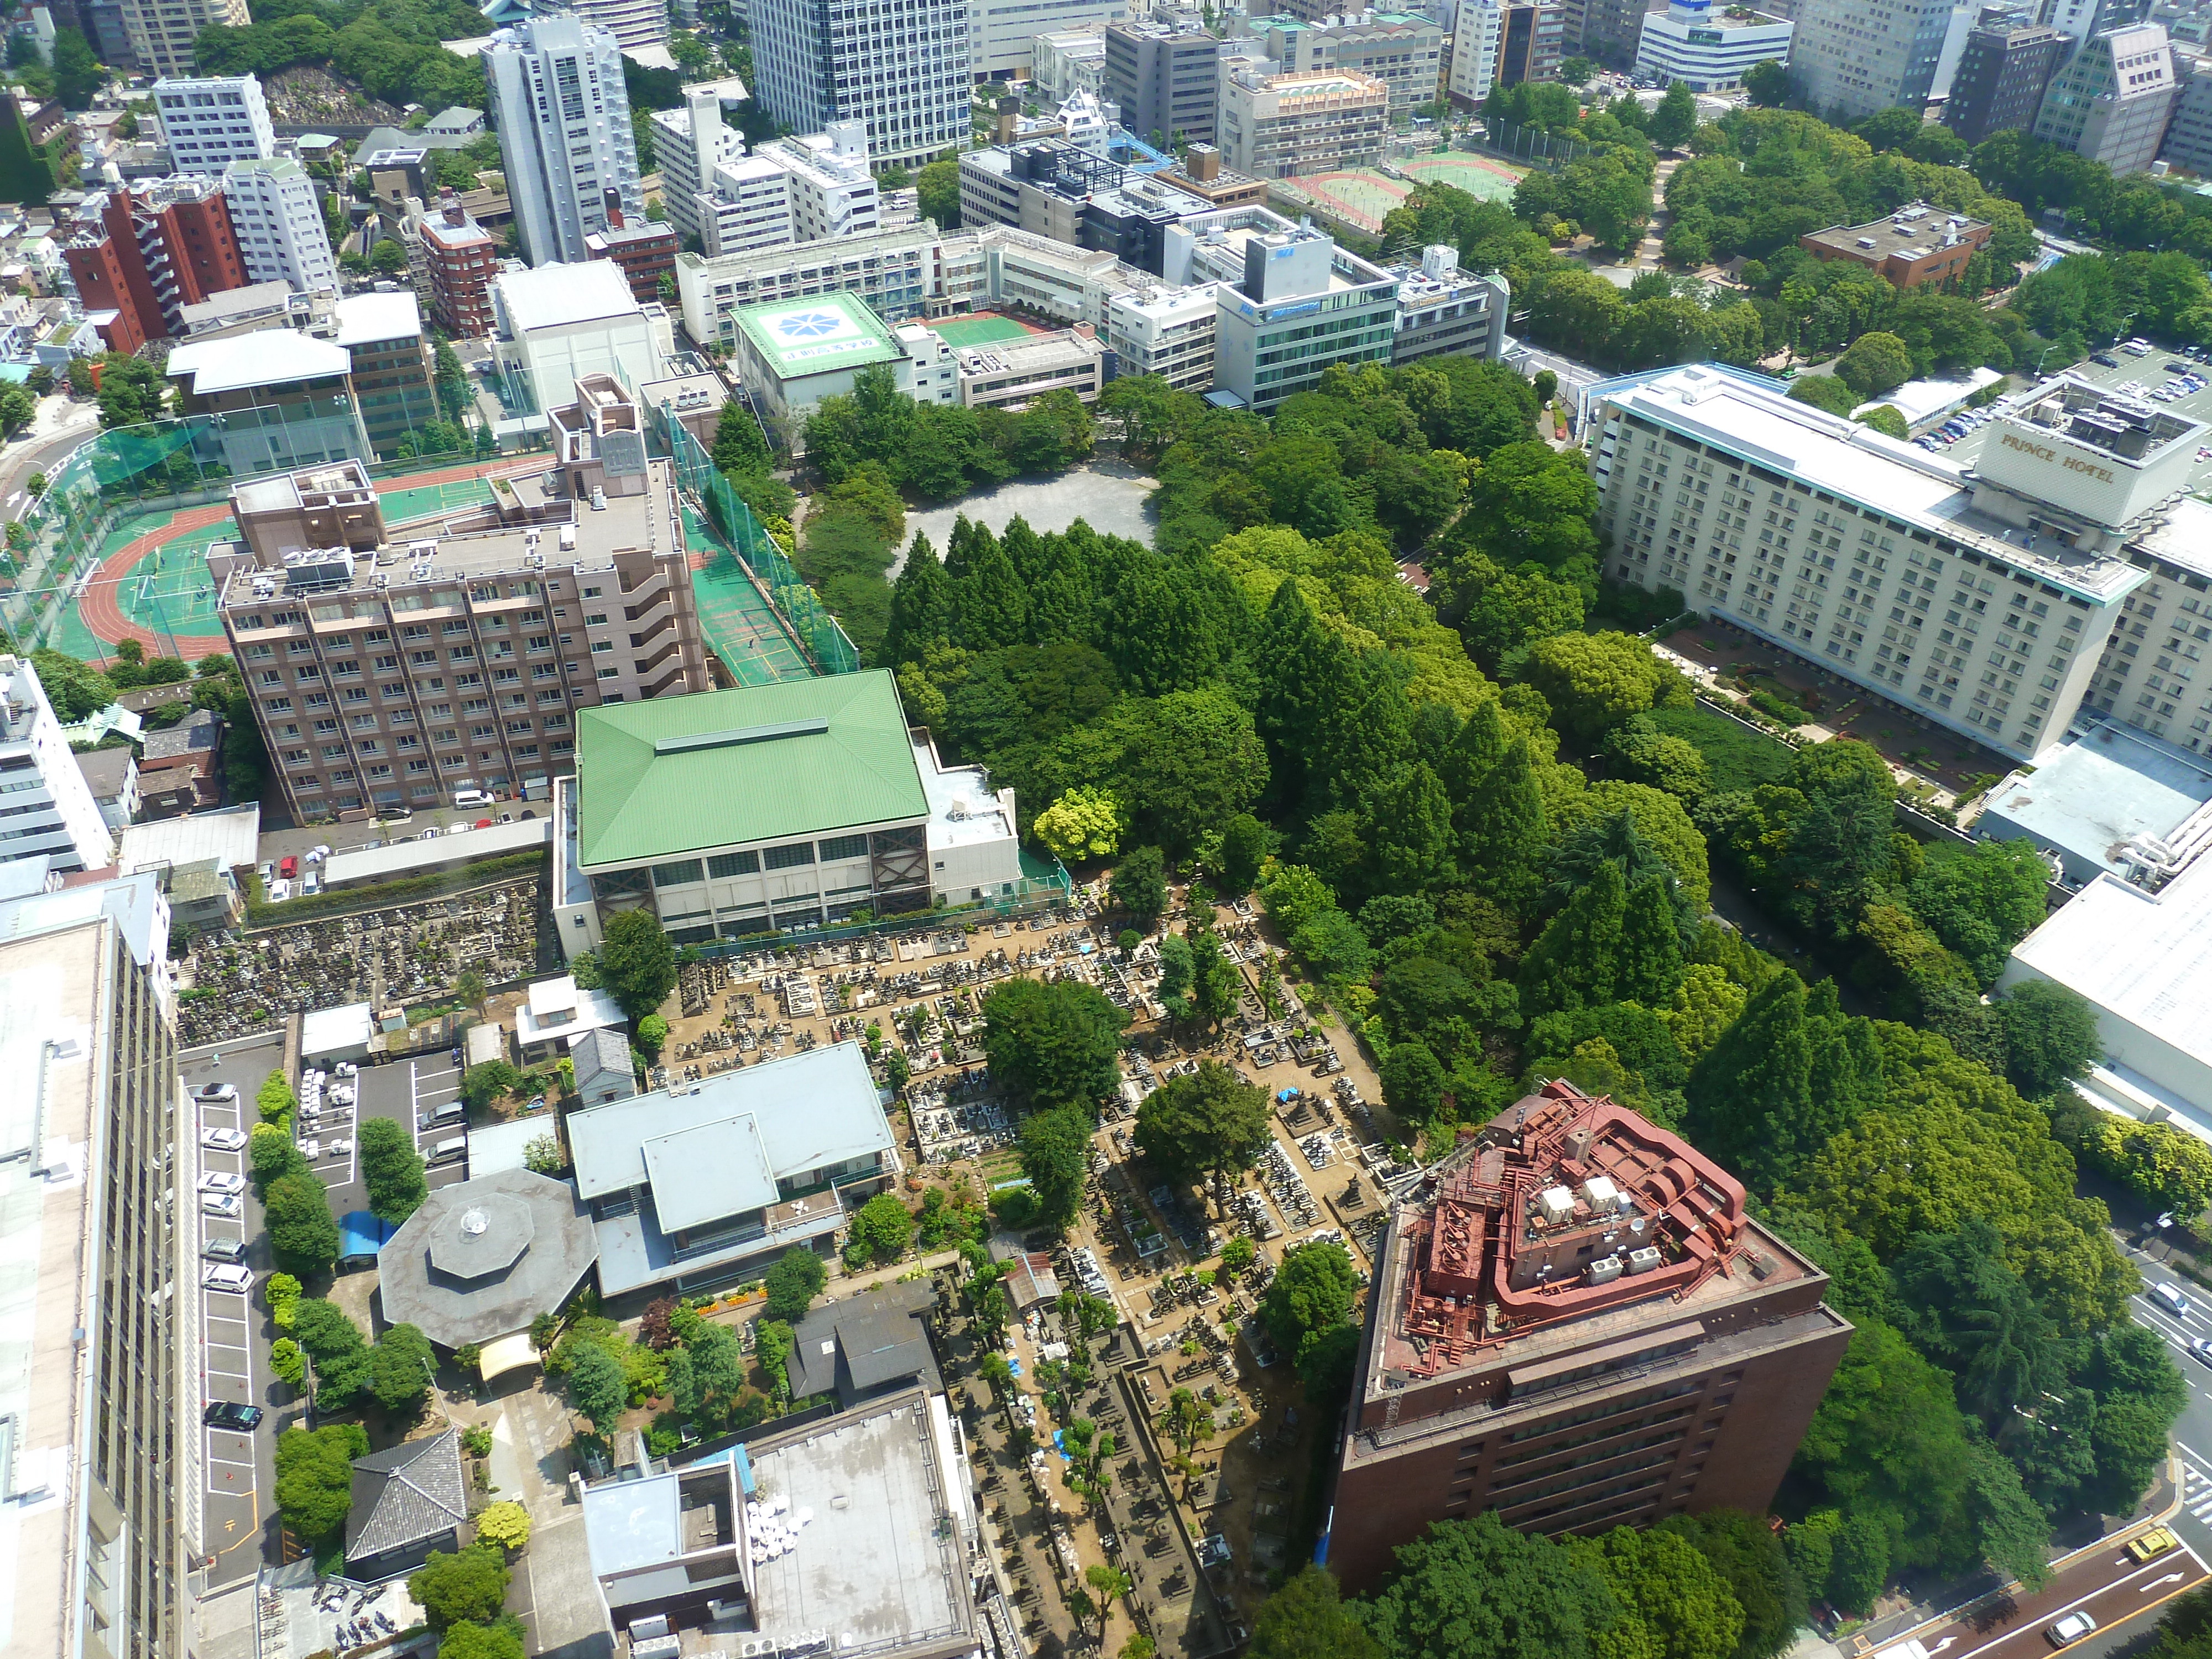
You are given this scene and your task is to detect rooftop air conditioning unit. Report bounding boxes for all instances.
[1587,1254,1623,1286]
[1535,1185,1574,1225]
[1626,1246,1663,1275]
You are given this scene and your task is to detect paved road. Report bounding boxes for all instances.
[0,405,101,518]
[1890,1535,2207,1659]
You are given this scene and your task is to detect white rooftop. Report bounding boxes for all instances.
[169,331,352,394]
[529,975,580,1019]
[333,290,423,347]
[495,260,642,334]
[301,1000,375,1058]
[514,980,625,1047]
[118,802,260,878]
[914,736,1015,851]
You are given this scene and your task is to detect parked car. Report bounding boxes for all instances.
[300,870,321,898]
[200,1126,248,1151]
[204,1400,263,1431]
[278,855,298,879]
[200,1191,242,1218]
[2092,352,2120,367]
[198,1170,245,1195]
[2046,1611,2096,1647]
[192,1083,237,1104]
[202,1235,248,1263]
[267,879,292,902]
[202,1263,253,1293]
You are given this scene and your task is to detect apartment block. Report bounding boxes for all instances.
[1449,0,1507,102]
[1034,24,1112,99]
[567,0,667,53]
[216,387,710,820]
[1790,0,1964,122]
[1235,12,1449,117]
[118,0,248,79]
[1798,202,1993,289]
[1587,363,2207,761]
[334,291,439,458]
[482,13,644,267]
[1945,18,2068,144]
[152,72,274,167]
[1575,0,1670,60]
[1107,278,1220,390]
[63,175,248,352]
[749,0,971,167]
[0,653,117,873]
[955,325,1108,408]
[585,219,680,304]
[1103,19,1227,145]
[650,88,749,251]
[2035,23,2181,175]
[2071,502,2212,752]
[1218,66,1391,178]
[1326,1081,1851,1590]
[1,872,190,1659]
[420,195,499,337]
[221,155,339,296]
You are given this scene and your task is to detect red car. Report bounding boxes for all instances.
[278,855,299,879]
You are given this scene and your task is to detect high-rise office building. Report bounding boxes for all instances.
[221,156,338,296]
[1,865,190,1659]
[1944,17,2069,142]
[0,654,118,873]
[1326,1081,1851,1590]
[750,0,972,168]
[152,72,274,168]
[1449,0,1508,103]
[973,0,1128,78]
[118,0,248,78]
[1497,1,1567,85]
[482,13,644,268]
[1102,19,1227,145]
[1790,0,1968,122]
[2162,53,2212,173]
[567,0,667,53]
[2034,22,2180,174]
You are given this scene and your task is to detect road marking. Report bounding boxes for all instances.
[1946,1541,2210,1659]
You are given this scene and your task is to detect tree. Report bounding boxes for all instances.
[849,1192,915,1264]
[1585,1527,1744,1659]
[1856,405,1909,439]
[1262,1240,1360,1385]
[408,1544,513,1630]
[1525,632,1672,747]
[1354,1512,1630,1659]
[669,1322,749,1426]
[369,236,408,275]
[437,1623,525,1659]
[265,1169,339,1276]
[369,1323,437,1416]
[1135,1060,1271,1195]
[476,1501,531,1553]
[1684,972,1883,1194]
[1744,58,1792,107]
[1653,1511,1805,1659]
[50,27,102,109]
[982,978,1126,1112]
[1834,331,1915,400]
[1252,1565,1383,1659]
[764,1248,827,1321]
[916,155,959,227]
[275,1422,367,1545]
[637,1014,669,1057]
[32,649,117,722]
[1035,786,1126,864]
[359,1116,428,1224]
[1559,55,1594,84]
[1648,80,1697,148]
[1111,845,1168,925]
[1019,1106,1094,1231]
[1995,979,2101,1098]
[1891,1218,2064,1427]
[598,909,676,1020]
[462,1059,519,1110]
[1217,813,1272,896]
[566,1340,628,1431]
[1382,1038,1448,1123]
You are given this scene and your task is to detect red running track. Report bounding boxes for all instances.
[70,457,550,660]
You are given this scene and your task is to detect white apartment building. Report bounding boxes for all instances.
[119,0,249,79]
[1390,243,1510,364]
[483,14,644,268]
[492,262,668,415]
[1633,0,1792,90]
[1588,364,2210,762]
[1107,279,1219,390]
[1788,0,1967,123]
[1034,25,1112,100]
[222,156,338,296]
[1448,0,1506,104]
[655,100,883,258]
[974,0,1129,77]
[153,73,274,168]
[749,0,972,167]
[0,654,116,874]
[1218,67,1392,179]
[2036,23,2182,176]
[773,124,885,241]
[651,88,747,250]
[568,0,668,53]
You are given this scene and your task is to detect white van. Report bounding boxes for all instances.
[429,1136,467,1166]
[453,788,493,808]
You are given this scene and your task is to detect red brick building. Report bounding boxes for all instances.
[1324,1082,1851,1591]
[1799,205,1995,290]
[585,217,679,307]
[420,195,499,338]
[64,178,251,353]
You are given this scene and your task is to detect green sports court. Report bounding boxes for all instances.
[922,313,1044,348]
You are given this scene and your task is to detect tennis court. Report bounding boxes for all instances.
[925,313,1041,348]
[683,504,815,685]
[1402,153,1525,200]
[1297,153,1527,232]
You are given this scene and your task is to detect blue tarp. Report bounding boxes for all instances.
[339,1211,397,1262]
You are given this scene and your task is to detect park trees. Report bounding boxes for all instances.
[1019,1107,1094,1232]
[359,1116,427,1224]
[1110,845,1168,925]
[983,978,1127,1113]
[265,1168,339,1276]
[598,909,676,1021]
[1134,1060,1271,1197]
[275,1423,368,1546]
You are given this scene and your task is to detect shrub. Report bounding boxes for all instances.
[270,1337,307,1387]
[408,1543,513,1630]
[475,1500,531,1553]
[267,1272,302,1328]
[764,1249,828,1322]
[461,1423,494,1458]
[257,1071,296,1124]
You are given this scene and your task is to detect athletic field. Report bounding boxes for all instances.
[1296,152,1526,233]
[924,312,1043,348]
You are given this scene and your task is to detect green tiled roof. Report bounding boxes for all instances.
[575,672,928,868]
[733,292,902,382]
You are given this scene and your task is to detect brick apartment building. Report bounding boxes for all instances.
[420,194,500,337]
[64,176,251,352]
[1326,1082,1851,1590]
[213,374,711,820]
[586,218,680,305]
[1799,204,1993,290]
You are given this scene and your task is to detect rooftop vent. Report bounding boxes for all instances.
[652,717,831,757]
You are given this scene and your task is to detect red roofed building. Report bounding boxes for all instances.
[1325,1081,1851,1590]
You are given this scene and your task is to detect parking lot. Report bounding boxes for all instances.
[1927,343,2212,494]
[180,1032,283,1587]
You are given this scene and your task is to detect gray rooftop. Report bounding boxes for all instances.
[582,1469,688,1576]
[1980,718,2212,884]
[744,1391,978,1658]
[375,1168,599,1348]
[346,1430,467,1562]
[787,1280,941,1406]
[571,1024,637,1107]
[641,1114,780,1232]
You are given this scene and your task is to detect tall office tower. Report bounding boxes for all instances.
[221,156,338,295]
[2034,21,2180,172]
[152,72,274,168]
[1791,0,1969,121]
[1326,1081,1851,1590]
[119,0,247,77]
[1945,17,2069,140]
[1497,0,1567,84]
[0,654,117,873]
[973,0,1128,78]
[482,13,644,268]
[750,0,973,169]
[1102,19,1227,145]
[2162,53,2212,172]
[1449,0,1507,103]
[2,867,190,1659]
